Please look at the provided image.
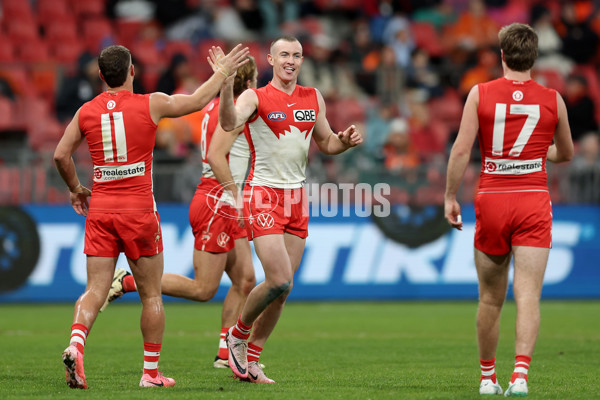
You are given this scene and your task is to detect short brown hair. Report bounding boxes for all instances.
[498,23,538,72]
[233,55,257,96]
[98,45,131,88]
[269,36,301,54]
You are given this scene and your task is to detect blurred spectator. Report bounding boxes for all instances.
[445,0,499,51]
[299,34,336,99]
[406,48,443,98]
[375,45,405,105]
[234,0,264,36]
[567,132,600,203]
[56,52,103,123]
[258,0,300,38]
[301,34,364,102]
[107,0,156,21]
[564,74,598,142]
[155,53,189,94]
[383,117,420,173]
[212,3,258,41]
[406,89,449,158]
[383,14,415,67]
[412,1,457,30]
[155,73,203,160]
[557,1,599,65]
[530,4,574,76]
[349,18,379,95]
[131,55,147,94]
[0,77,16,101]
[364,101,400,155]
[458,46,501,96]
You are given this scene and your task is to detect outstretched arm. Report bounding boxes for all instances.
[312,89,363,155]
[149,44,249,122]
[53,109,92,216]
[218,77,258,131]
[444,85,480,230]
[547,92,574,163]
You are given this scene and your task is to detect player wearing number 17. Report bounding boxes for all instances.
[53,44,249,389]
[444,23,573,397]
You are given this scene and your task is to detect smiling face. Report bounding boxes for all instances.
[268,38,303,85]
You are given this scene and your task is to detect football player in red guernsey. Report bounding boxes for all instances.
[54,43,248,389]
[444,23,573,396]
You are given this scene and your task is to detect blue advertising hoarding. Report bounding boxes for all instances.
[0,204,598,302]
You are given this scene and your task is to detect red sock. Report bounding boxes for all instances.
[511,355,531,383]
[69,323,89,355]
[248,342,262,363]
[480,358,497,383]
[217,327,228,359]
[231,316,252,340]
[122,274,137,293]
[143,342,162,378]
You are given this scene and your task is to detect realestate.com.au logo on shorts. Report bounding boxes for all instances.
[205,182,391,220]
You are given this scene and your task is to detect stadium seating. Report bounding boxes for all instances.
[410,22,445,58]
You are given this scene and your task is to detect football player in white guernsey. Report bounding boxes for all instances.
[214,36,363,383]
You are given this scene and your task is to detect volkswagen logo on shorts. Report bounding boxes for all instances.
[268,111,286,121]
[256,212,275,229]
[216,232,230,248]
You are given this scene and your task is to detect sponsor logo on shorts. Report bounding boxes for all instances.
[255,212,275,229]
[293,109,316,122]
[93,162,145,182]
[484,158,542,175]
[216,232,230,248]
[268,111,286,121]
[201,232,212,243]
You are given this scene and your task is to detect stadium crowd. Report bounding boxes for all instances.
[1,0,600,205]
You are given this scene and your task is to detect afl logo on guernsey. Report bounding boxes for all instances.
[107,100,116,109]
[512,90,523,101]
[268,111,287,121]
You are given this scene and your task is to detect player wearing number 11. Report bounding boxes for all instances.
[444,23,573,397]
[53,44,249,389]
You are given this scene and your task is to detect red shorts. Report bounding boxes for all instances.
[243,186,309,240]
[189,187,246,253]
[474,190,552,255]
[84,210,163,259]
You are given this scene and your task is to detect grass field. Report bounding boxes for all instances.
[0,301,598,399]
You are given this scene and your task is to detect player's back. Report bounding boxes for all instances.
[477,77,558,191]
[79,91,157,212]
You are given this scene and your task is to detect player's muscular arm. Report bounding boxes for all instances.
[219,81,258,131]
[149,44,249,123]
[547,92,574,163]
[207,124,244,205]
[312,89,363,155]
[445,85,479,229]
[54,109,91,216]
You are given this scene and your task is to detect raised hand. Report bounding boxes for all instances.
[207,44,249,78]
[337,124,363,148]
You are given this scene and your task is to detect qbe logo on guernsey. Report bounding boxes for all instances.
[294,109,316,122]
